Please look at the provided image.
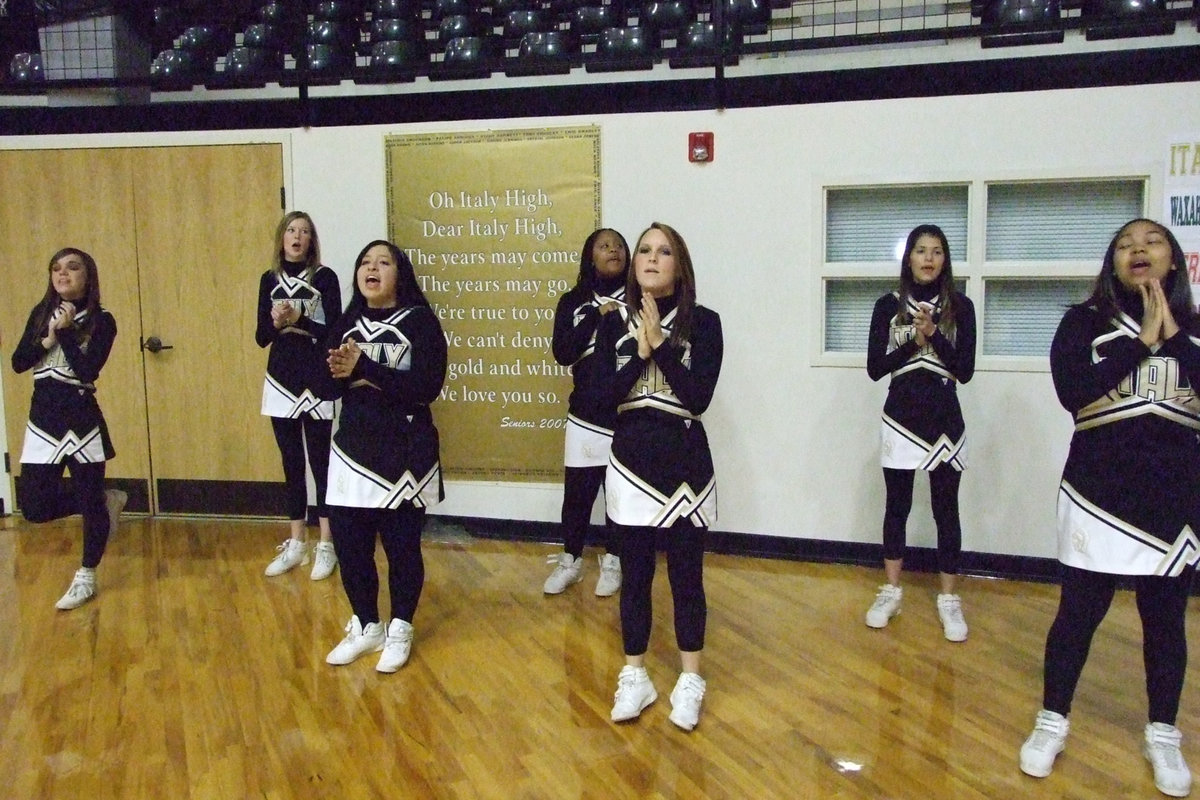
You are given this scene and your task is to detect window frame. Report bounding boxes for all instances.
[814,168,1154,373]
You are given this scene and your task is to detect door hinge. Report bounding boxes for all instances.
[280,186,286,210]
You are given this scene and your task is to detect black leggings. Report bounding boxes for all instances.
[329,504,425,626]
[882,466,962,574]
[560,465,615,559]
[1043,565,1193,724]
[20,460,109,568]
[271,416,332,521]
[617,522,706,655]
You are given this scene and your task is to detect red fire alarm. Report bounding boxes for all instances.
[689,132,714,163]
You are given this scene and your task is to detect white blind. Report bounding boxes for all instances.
[982,278,1094,356]
[826,185,969,262]
[985,180,1144,260]
[825,278,894,353]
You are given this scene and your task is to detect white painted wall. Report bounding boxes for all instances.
[4,79,1198,559]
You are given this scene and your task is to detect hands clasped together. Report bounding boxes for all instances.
[1137,278,1180,347]
[635,295,666,360]
[327,338,361,379]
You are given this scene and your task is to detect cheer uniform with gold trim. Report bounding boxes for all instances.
[256,264,342,420]
[553,277,627,467]
[320,304,447,510]
[867,289,976,471]
[13,305,116,465]
[1051,304,1200,577]
[598,297,723,528]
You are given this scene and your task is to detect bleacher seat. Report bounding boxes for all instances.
[668,20,739,67]
[505,30,575,74]
[1082,0,1174,39]
[587,26,653,71]
[8,52,44,82]
[432,35,494,79]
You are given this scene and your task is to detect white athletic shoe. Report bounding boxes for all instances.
[611,665,657,722]
[55,568,96,610]
[543,553,583,594]
[1020,709,1069,778]
[264,538,308,577]
[326,615,386,666]
[377,618,414,674]
[865,584,902,628]
[310,541,338,581]
[1144,722,1192,797]
[936,593,968,642]
[668,672,706,731]
[595,553,622,597]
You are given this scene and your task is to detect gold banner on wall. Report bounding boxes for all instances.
[385,126,601,482]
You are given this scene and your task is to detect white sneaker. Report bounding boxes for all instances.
[104,489,127,535]
[668,672,707,731]
[1145,722,1192,797]
[310,541,338,581]
[543,553,583,594]
[264,537,308,577]
[611,665,657,722]
[595,553,622,597]
[377,618,414,673]
[326,615,386,666]
[936,593,968,642]
[865,584,902,628]
[55,568,96,610]
[1020,709,1070,778]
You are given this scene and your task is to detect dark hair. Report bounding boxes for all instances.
[347,239,431,312]
[898,224,957,332]
[34,247,102,340]
[1082,218,1195,329]
[573,227,630,291]
[626,222,696,346]
[270,211,321,280]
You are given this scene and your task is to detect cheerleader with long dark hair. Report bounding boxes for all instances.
[1020,219,1200,797]
[12,247,126,610]
[317,240,447,673]
[543,227,630,596]
[864,224,976,641]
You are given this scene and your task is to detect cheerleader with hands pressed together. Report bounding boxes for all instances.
[593,222,723,731]
[316,240,447,673]
[12,248,126,610]
[256,212,343,581]
[543,227,630,597]
[1020,220,1200,798]
[865,224,976,641]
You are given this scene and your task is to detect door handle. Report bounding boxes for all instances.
[142,336,174,353]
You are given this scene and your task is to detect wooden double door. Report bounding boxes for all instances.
[0,144,288,516]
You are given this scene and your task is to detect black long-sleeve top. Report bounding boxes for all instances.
[315,303,447,484]
[551,276,625,429]
[591,295,723,492]
[1050,300,1200,545]
[12,303,117,462]
[255,264,342,405]
[866,288,975,446]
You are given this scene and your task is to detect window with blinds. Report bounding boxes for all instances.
[985,180,1145,261]
[820,176,1147,365]
[982,278,1094,357]
[826,184,969,262]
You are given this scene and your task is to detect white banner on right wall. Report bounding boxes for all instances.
[1164,137,1200,306]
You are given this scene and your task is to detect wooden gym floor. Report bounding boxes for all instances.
[0,515,1195,799]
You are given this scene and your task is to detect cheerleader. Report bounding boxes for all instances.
[256,212,342,580]
[317,240,446,673]
[1020,219,1200,797]
[543,227,630,596]
[864,224,976,641]
[596,222,723,731]
[12,248,126,610]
